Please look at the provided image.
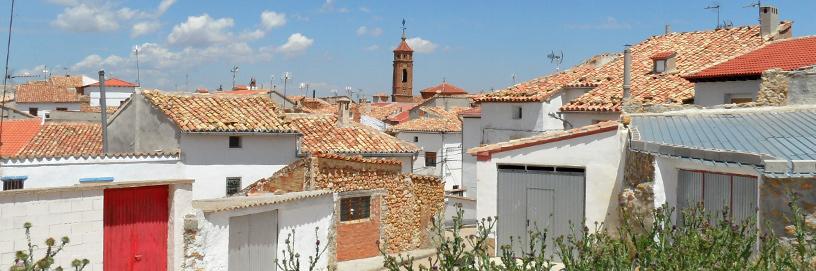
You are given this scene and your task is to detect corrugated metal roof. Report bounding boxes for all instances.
[629,107,816,162]
[193,190,333,213]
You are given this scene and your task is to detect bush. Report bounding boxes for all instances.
[380,195,816,271]
[8,222,88,271]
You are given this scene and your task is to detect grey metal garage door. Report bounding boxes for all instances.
[677,170,757,223]
[229,210,279,271]
[497,166,585,257]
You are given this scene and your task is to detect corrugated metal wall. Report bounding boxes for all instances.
[677,170,757,223]
[497,168,585,257]
[229,211,278,271]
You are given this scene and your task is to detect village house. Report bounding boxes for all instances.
[0,179,193,271]
[14,82,83,118]
[239,153,444,263]
[83,77,138,107]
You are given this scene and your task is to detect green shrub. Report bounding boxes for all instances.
[8,223,88,271]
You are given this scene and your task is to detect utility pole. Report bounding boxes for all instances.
[230,65,239,90]
[98,70,109,154]
[134,46,141,86]
[282,72,291,109]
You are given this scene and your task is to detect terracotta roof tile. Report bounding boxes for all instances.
[288,113,419,154]
[88,77,138,87]
[142,90,296,134]
[650,51,677,60]
[0,118,41,156]
[562,24,783,112]
[394,39,413,52]
[16,122,102,158]
[15,83,82,103]
[468,121,619,156]
[47,76,84,88]
[458,106,481,117]
[387,107,469,133]
[685,35,816,80]
[419,82,468,96]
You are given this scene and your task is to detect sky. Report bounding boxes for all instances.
[1,0,815,98]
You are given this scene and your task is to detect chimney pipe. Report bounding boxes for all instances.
[760,5,780,38]
[622,45,632,101]
[312,89,316,98]
[98,70,109,154]
[336,98,351,127]
[664,24,671,34]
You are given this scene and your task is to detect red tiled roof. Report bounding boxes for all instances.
[16,122,102,158]
[387,107,469,133]
[0,118,41,157]
[217,89,270,95]
[685,35,816,81]
[288,113,419,154]
[142,90,296,133]
[394,39,413,52]
[650,51,676,60]
[561,23,787,112]
[419,82,468,96]
[88,77,138,87]
[458,106,481,117]
[48,75,85,88]
[468,121,619,160]
[15,83,82,103]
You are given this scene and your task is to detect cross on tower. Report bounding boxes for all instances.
[401,19,407,40]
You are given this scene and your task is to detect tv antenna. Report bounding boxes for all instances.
[512,73,517,84]
[230,65,239,89]
[547,50,564,71]
[705,2,721,29]
[744,1,761,23]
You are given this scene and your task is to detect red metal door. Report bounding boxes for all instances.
[104,185,169,271]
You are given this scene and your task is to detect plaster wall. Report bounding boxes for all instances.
[461,117,480,198]
[693,80,761,107]
[480,96,564,144]
[194,194,334,271]
[562,112,620,129]
[14,103,81,118]
[107,95,180,153]
[1,156,184,189]
[85,86,136,107]
[396,131,462,190]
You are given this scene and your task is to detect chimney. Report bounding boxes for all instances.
[664,24,672,35]
[622,45,632,100]
[760,5,780,37]
[336,97,351,127]
[98,70,109,154]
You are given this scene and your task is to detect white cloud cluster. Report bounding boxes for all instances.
[406,37,438,53]
[356,26,383,37]
[261,11,287,30]
[49,0,177,36]
[52,4,120,32]
[167,14,235,47]
[278,33,314,57]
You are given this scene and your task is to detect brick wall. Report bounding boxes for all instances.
[0,189,104,271]
[336,196,382,261]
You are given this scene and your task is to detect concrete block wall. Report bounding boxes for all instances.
[0,190,104,271]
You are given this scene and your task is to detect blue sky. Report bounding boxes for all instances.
[1,0,815,97]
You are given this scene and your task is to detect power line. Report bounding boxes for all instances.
[0,0,16,159]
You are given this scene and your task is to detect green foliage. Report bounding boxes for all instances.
[380,195,816,271]
[275,227,333,271]
[8,223,88,271]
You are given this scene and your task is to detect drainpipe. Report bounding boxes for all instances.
[98,70,108,154]
[622,45,632,101]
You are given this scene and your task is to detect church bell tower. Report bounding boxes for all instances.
[392,19,414,103]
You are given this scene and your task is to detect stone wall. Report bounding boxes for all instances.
[760,177,816,235]
[787,66,816,105]
[755,68,789,106]
[619,150,655,218]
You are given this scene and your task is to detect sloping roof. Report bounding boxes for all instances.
[47,75,84,88]
[473,54,616,103]
[561,24,788,112]
[458,106,481,117]
[293,96,336,114]
[420,82,468,96]
[387,107,469,133]
[394,39,413,52]
[629,106,816,163]
[685,35,816,81]
[287,113,419,155]
[0,118,41,157]
[468,121,619,158]
[15,83,82,103]
[142,90,296,134]
[16,122,102,158]
[367,103,402,120]
[194,190,333,213]
[88,77,138,87]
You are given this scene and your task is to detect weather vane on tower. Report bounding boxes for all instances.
[401,19,407,40]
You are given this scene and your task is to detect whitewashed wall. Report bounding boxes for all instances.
[1,156,184,189]
[480,95,564,145]
[180,134,298,199]
[693,80,761,107]
[396,131,462,190]
[0,181,192,271]
[194,194,334,271]
[14,103,81,118]
[461,117,480,198]
[476,128,625,235]
[85,86,136,107]
[562,112,620,129]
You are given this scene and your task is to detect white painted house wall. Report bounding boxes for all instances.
[562,112,621,129]
[180,134,299,199]
[396,131,462,190]
[15,102,81,119]
[194,193,334,271]
[0,181,193,271]
[1,156,184,189]
[480,95,565,145]
[461,117,480,198]
[694,80,761,107]
[475,128,625,235]
[85,86,136,107]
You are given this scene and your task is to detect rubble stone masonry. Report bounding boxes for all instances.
[756,68,789,106]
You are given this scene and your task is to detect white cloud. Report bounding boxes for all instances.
[51,4,119,32]
[157,0,176,16]
[72,54,125,70]
[356,26,382,37]
[167,14,235,47]
[260,11,287,30]
[239,29,265,41]
[131,21,161,37]
[566,17,631,30]
[321,0,349,13]
[406,37,438,53]
[278,33,314,57]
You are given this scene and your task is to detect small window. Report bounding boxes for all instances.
[56,107,68,111]
[413,136,419,143]
[727,94,753,104]
[228,136,241,148]
[340,196,371,221]
[730,97,753,104]
[425,152,437,167]
[512,106,523,119]
[28,108,38,116]
[44,113,50,119]
[654,60,667,73]
[402,69,408,83]
[226,177,241,196]
[2,177,25,191]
